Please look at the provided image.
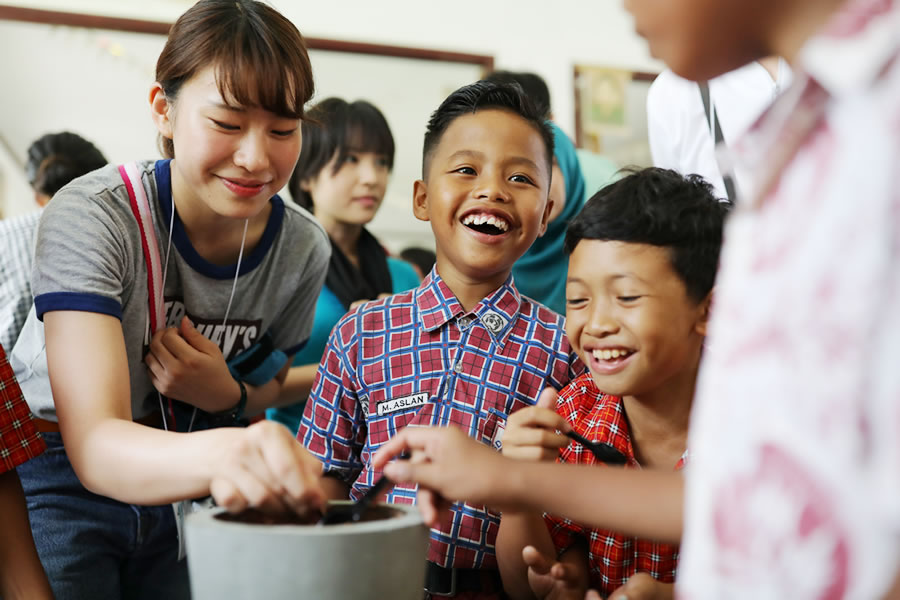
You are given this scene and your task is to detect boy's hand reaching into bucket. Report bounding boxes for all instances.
[503,387,571,462]
[373,425,509,527]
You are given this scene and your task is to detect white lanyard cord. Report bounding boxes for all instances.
[157,207,249,433]
[158,205,176,431]
[222,218,249,328]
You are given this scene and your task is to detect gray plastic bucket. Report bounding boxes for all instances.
[185,503,428,599]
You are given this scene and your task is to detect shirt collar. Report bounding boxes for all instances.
[581,376,689,471]
[798,0,900,98]
[415,267,523,345]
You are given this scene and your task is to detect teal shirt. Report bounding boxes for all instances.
[266,257,420,434]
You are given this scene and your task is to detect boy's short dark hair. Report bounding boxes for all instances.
[483,70,552,120]
[289,97,395,211]
[564,167,731,302]
[421,80,554,179]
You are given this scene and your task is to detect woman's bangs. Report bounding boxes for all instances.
[344,109,395,167]
[214,43,311,119]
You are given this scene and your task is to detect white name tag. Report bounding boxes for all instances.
[491,422,506,451]
[377,392,429,416]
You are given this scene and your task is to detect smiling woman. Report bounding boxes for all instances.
[265,97,421,436]
[7,2,333,599]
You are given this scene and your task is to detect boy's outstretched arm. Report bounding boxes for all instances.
[374,425,684,544]
[0,470,54,599]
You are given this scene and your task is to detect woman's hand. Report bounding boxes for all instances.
[145,316,239,413]
[209,420,327,516]
[502,388,571,462]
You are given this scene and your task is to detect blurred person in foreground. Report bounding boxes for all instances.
[375,0,900,597]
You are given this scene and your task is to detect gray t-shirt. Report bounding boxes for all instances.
[12,160,329,420]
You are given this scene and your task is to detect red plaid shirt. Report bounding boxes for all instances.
[545,374,686,597]
[300,269,583,569]
[0,343,45,474]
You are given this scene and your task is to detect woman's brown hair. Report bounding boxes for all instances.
[155,0,315,158]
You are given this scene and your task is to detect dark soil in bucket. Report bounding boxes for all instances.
[215,504,404,526]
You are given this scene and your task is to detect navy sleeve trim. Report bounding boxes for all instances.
[35,292,123,321]
[284,339,309,357]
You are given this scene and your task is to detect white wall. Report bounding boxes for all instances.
[0,138,35,220]
[0,0,662,247]
[2,0,661,135]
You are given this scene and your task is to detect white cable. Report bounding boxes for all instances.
[222,219,249,327]
[157,212,248,433]
[158,202,177,431]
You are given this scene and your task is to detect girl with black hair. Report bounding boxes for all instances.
[267,98,419,434]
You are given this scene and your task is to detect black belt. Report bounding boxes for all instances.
[424,562,503,597]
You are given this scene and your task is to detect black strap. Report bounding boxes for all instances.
[424,562,502,596]
[325,228,393,309]
[698,81,737,203]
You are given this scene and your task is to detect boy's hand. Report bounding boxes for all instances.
[145,316,239,413]
[523,545,587,600]
[210,420,327,517]
[503,387,571,462]
[373,425,507,526]
[606,573,673,600]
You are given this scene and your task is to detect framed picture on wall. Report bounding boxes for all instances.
[573,65,657,169]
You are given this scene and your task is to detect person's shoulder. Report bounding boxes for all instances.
[42,163,140,227]
[360,288,418,320]
[647,69,696,106]
[558,373,614,416]
[281,198,329,250]
[59,162,139,196]
[518,294,566,330]
[559,373,595,398]
[331,289,418,341]
[49,162,149,205]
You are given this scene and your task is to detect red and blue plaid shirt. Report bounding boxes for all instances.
[0,343,45,474]
[300,269,583,569]
[545,373,687,597]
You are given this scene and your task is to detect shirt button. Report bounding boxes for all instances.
[454,361,462,373]
[458,316,472,329]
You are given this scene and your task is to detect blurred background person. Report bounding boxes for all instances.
[399,246,436,281]
[268,98,419,435]
[0,131,107,351]
[646,57,792,202]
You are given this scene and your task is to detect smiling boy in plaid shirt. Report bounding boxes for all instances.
[495,169,729,600]
[0,342,52,599]
[299,80,583,598]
